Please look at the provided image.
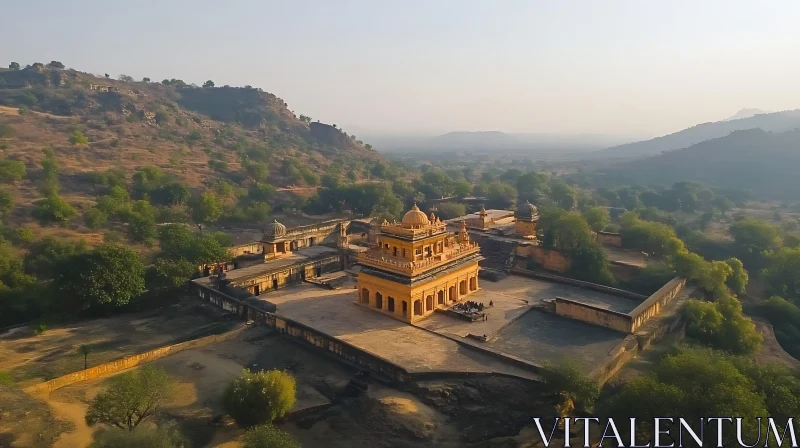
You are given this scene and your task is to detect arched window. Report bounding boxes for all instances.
[361,288,369,304]
[426,295,433,312]
[437,290,445,304]
[449,286,456,301]
[470,277,477,291]
[388,297,395,312]
[459,280,467,295]
[414,300,422,316]
[375,292,383,310]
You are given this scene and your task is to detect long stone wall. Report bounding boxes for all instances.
[554,298,633,333]
[25,325,247,395]
[515,245,571,272]
[596,232,623,247]
[629,277,686,332]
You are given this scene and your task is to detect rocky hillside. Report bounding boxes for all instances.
[0,62,388,243]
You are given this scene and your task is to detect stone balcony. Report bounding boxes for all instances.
[357,242,480,276]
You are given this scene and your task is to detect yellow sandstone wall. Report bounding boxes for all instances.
[515,245,571,272]
[554,298,633,333]
[24,325,247,395]
[357,262,480,323]
[596,232,623,247]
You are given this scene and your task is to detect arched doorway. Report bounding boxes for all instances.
[459,280,467,295]
[361,288,369,304]
[402,301,408,316]
[375,292,383,310]
[426,295,433,312]
[449,286,456,301]
[388,297,395,312]
[414,300,422,316]
[470,277,477,291]
[437,290,445,305]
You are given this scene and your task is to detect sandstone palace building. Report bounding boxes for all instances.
[356,205,484,323]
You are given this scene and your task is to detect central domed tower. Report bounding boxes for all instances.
[356,205,484,323]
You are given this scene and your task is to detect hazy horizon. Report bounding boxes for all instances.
[3,1,799,137]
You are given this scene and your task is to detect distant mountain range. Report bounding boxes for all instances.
[363,131,642,154]
[725,108,770,121]
[589,109,800,159]
[604,128,800,199]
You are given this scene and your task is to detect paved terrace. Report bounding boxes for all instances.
[415,275,638,339]
[258,279,538,379]
[256,274,637,375]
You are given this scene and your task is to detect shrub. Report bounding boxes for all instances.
[224,369,296,427]
[32,195,77,224]
[242,425,300,448]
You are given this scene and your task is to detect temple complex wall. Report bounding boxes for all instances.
[554,298,633,333]
[234,255,341,296]
[515,244,571,273]
[229,242,263,258]
[357,263,480,323]
[629,277,686,332]
[596,231,623,247]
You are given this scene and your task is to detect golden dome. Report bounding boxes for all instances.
[401,204,430,227]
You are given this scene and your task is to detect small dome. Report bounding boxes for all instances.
[515,200,540,221]
[401,204,430,227]
[264,219,287,237]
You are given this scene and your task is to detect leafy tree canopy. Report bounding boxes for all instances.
[85,366,175,431]
[224,369,296,427]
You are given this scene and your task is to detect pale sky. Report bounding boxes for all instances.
[3,0,800,136]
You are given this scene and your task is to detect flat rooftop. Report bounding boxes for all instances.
[604,246,649,267]
[254,273,634,376]
[193,246,339,286]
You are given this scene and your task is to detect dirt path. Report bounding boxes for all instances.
[44,396,93,448]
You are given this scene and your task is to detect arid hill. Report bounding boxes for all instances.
[0,63,384,239]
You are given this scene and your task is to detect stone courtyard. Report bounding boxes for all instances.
[257,274,635,376]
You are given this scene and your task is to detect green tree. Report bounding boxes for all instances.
[549,180,577,210]
[724,257,749,295]
[582,206,610,232]
[0,189,13,215]
[434,202,467,220]
[684,295,762,354]
[32,195,77,224]
[77,345,91,370]
[156,224,230,266]
[0,159,27,183]
[763,247,800,300]
[47,61,65,69]
[127,213,157,244]
[69,130,89,146]
[486,181,517,208]
[192,192,223,223]
[89,426,187,448]
[729,217,782,264]
[24,237,88,279]
[8,62,20,71]
[540,359,599,414]
[54,244,146,311]
[151,259,198,289]
[224,369,296,427]
[84,207,109,230]
[85,366,175,431]
[245,161,270,182]
[601,348,767,445]
[243,425,301,448]
[202,80,215,88]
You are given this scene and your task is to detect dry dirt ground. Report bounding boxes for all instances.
[0,302,227,389]
[31,325,552,448]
